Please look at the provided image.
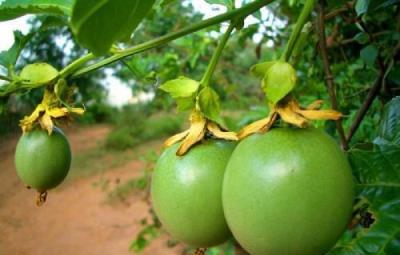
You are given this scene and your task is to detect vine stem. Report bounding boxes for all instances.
[346,60,386,144]
[281,0,316,62]
[316,3,348,150]
[59,53,95,78]
[65,0,275,79]
[200,21,236,87]
[0,74,12,82]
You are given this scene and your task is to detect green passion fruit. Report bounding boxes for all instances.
[222,127,354,255]
[15,127,71,193]
[151,140,235,247]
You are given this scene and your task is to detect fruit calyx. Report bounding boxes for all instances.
[20,88,84,134]
[163,110,238,156]
[238,96,341,139]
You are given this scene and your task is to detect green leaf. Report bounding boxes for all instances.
[374,97,400,147]
[354,32,369,44]
[71,0,156,55]
[176,97,195,112]
[198,86,220,122]
[0,31,33,69]
[360,45,378,67]
[204,0,234,9]
[159,76,199,98]
[0,0,73,21]
[262,61,297,104]
[250,61,277,78]
[355,0,371,16]
[329,97,400,255]
[375,0,400,10]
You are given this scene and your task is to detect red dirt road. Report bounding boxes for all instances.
[0,125,184,255]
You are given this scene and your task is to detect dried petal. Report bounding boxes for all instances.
[298,109,342,120]
[177,112,207,156]
[306,100,324,110]
[276,102,308,128]
[163,130,189,148]
[20,104,46,133]
[47,108,67,118]
[207,122,238,141]
[238,112,277,139]
[69,107,85,115]
[39,113,54,134]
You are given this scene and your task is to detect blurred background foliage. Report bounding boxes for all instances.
[1,0,398,147]
[0,0,399,254]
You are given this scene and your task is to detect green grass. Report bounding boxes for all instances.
[105,105,186,150]
[68,146,135,179]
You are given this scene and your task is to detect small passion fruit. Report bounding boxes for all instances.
[151,140,235,247]
[15,127,71,194]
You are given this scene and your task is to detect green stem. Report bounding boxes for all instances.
[59,53,95,78]
[200,22,236,87]
[69,0,274,79]
[281,0,316,62]
[0,74,12,82]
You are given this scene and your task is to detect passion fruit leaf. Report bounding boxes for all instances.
[374,96,400,146]
[19,63,58,84]
[175,97,195,111]
[198,86,220,122]
[262,61,297,104]
[329,97,400,255]
[360,45,378,67]
[71,0,156,55]
[250,61,276,78]
[0,0,73,21]
[355,0,370,16]
[0,31,33,69]
[159,76,200,98]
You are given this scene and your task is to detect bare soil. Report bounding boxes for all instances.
[0,125,184,255]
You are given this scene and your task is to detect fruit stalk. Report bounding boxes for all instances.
[200,21,236,87]
[281,0,317,62]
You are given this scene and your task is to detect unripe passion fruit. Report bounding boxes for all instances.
[151,140,235,247]
[15,127,71,193]
[222,127,354,255]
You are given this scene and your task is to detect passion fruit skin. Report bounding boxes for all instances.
[151,140,235,247]
[222,127,354,255]
[15,127,71,192]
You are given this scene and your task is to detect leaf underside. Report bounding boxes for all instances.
[71,0,156,55]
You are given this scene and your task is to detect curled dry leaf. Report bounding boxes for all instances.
[238,98,342,139]
[163,110,238,156]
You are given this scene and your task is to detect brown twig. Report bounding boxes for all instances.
[346,60,386,144]
[316,3,348,150]
[324,1,355,20]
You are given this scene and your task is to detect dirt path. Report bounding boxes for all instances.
[0,125,184,255]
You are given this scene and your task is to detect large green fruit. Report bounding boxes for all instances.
[223,127,354,255]
[15,127,71,192]
[151,140,235,247]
